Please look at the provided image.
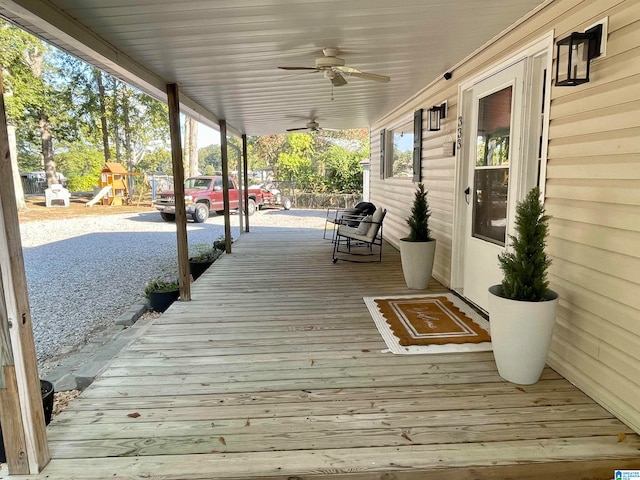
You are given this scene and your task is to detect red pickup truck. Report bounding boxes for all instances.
[154,176,291,223]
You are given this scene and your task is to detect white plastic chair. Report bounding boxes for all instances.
[45,184,71,207]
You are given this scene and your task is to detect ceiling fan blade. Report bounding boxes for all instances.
[319,127,342,132]
[286,127,308,132]
[331,72,348,87]
[335,66,390,83]
[278,66,319,71]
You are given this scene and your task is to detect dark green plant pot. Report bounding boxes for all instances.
[148,289,180,312]
[0,380,54,463]
[189,260,213,281]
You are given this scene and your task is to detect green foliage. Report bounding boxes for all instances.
[251,129,369,193]
[66,175,98,192]
[55,143,103,191]
[323,145,363,193]
[199,144,221,173]
[276,133,318,190]
[138,147,172,174]
[213,236,229,251]
[144,277,179,297]
[2,18,171,189]
[405,183,432,242]
[392,148,413,177]
[202,164,216,176]
[189,242,223,263]
[497,187,552,301]
[3,18,368,196]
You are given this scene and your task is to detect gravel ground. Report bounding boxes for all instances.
[20,208,327,366]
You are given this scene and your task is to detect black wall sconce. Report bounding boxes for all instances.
[555,23,603,86]
[428,103,446,131]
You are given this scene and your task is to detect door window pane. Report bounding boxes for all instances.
[472,168,508,245]
[476,87,512,167]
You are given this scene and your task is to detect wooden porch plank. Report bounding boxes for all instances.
[51,393,602,426]
[9,436,640,480]
[106,350,497,368]
[77,370,564,397]
[6,226,637,479]
[45,420,634,458]
[99,358,501,376]
[64,379,582,410]
[89,361,522,385]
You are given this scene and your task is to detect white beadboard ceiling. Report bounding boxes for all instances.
[0,0,547,136]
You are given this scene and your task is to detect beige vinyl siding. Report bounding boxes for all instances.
[370,94,459,287]
[545,0,640,434]
[370,0,640,434]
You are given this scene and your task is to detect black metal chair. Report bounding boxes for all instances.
[323,202,376,241]
[332,208,386,263]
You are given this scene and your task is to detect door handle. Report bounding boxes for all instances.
[464,187,471,205]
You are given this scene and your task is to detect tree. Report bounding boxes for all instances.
[275,133,319,191]
[199,144,221,173]
[0,21,44,207]
[184,116,198,176]
[323,145,364,193]
[95,69,110,161]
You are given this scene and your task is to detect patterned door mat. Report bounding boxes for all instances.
[364,293,492,354]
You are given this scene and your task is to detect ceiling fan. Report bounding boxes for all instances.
[286,119,339,132]
[278,47,391,87]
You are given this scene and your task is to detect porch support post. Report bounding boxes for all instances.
[220,120,232,253]
[242,134,250,233]
[166,83,190,301]
[0,68,50,474]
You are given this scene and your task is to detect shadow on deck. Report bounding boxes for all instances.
[11,225,640,479]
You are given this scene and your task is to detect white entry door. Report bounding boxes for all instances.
[461,60,527,311]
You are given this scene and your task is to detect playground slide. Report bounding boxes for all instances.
[86,186,112,207]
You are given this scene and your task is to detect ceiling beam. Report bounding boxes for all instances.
[0,0,242,137]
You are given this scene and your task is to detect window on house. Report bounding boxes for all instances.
[387,119,414,178]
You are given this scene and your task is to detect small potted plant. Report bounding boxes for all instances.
[188,239,224,280]
[145,276,180,312]
[399,183,436,289]
[488,186,559,385]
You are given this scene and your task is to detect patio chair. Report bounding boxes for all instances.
[332,207,386,263]
[323,201,376,240]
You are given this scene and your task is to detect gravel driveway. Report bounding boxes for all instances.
[19,209,326,366]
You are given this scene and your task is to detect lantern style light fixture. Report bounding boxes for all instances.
[555,23,603,86]
[427,103,446,131]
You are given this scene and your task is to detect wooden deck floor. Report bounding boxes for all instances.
[10,224,640,479]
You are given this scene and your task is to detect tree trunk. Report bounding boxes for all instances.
[183,116,190,178]
[187,117,198,176]
[122,88,133,198]
[25,45,57,187]
[7,125,26,209]
[95,69,110,162]
[39,110,57,187]
[112,78,121,162]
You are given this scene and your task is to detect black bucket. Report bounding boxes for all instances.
[0,380,54,463]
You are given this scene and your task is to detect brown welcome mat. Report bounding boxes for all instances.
[363,294,492,354]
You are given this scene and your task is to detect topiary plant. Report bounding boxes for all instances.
[497,186,552,301]
[405,183,432,242]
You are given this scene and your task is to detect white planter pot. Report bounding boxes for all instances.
[488,285,559,385]
[399,239,436,290]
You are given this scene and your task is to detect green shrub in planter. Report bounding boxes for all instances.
[404,183,432,242]
[497,186,552,301]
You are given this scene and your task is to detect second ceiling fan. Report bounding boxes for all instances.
[286,119,339,132]
[278,47,390,87]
